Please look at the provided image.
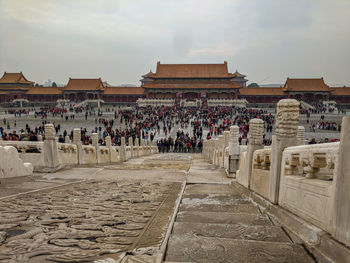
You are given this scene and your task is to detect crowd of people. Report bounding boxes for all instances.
[0,104,344,148]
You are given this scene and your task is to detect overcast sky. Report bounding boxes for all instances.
[0,0,349,86]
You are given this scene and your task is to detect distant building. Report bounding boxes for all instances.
[0,72,34,102]
[141,61,247,100]
[0,69,349,105]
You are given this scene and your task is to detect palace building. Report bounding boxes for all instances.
[141,61,247,100]
[0,72,34,102]
[0,62,350,105]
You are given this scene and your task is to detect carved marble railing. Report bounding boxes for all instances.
[125,146,132,160]
[81,145,97,165]
[0,137,159,172]
[250,148,272,199]
[57,143,78,165]
[98,146,110,164]
[0,141,45,170]
[111,146,120,163]
[279,142,339,232]
[0,146,33,178]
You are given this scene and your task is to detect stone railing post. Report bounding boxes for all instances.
[91,133,99,162]
[128,137,134,158]
[147,140,151,155]
[244,118,264,188]
[297,126,305,145]
[120,137,126,162]
[269,99,299,204]
[223,131,230,167]
[65,135,71,144]
[135,138,139,157]
[139,138,144,156]
[43,124,59,170]
[229,125,240,174]
[217,135,224,167]
[105,136,112,163]
[73,128,82,164]
[332,116,350,246]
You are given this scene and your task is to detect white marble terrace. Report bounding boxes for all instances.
[203,99,350,248]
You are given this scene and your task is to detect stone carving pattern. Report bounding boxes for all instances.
[283,143,339,180]
[297,126,305,142]
[248,119,264,145]
[0,181,176,262]
[45,124,55,140]
[73,128,81,144]
[253,149,271,170]
[276,99,299,139]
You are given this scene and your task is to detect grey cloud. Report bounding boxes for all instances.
[0,0,349,86]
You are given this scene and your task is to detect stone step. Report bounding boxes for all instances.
[165,235,314,262]
[172,222,291,243]
[179,203,259,214]
[184,184,238,195]
[176,211,272,225]
[181,194,251,206]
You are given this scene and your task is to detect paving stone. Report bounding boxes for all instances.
[165,235,314,263]
[181,194,251,206]
[184,184,238,195]
[176,211,272,225]
[179,203,259,214]
[172,222,291,242]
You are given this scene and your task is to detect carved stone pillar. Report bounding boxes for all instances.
[229,125,240,174]
[213,138,219,165]
[297,126,305,145]
[216,135,224,167]
[223,131,230,168]
[135,138,139,157]
[65,135,71,144]
[244,118,264,188]
[105,136,112,163]
[140,138,145,156]
[73,128,83,164]
[333,116,350,246]
[146,140,151,155]
[128,137,134,158]
[120,137,126,162]
[91,133,99,163]
[269,99,299,204]
[43,124,59,170]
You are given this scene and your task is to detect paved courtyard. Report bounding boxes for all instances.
[0,108,344,142]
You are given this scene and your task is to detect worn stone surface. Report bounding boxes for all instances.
[165,235,314,263]
[176,211,272,225]
[0,180,182,262]
[0,153,189,263]
[172,222,291,242]
[179,203,259,213]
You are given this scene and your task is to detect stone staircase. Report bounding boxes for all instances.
[300,100,315,110]
[164,183,315,262]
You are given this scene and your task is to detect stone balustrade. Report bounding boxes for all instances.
[0,146,33,178]
[136,98,175,107]
[57,143,78,165]
[278,142,339,233]
[207,99,247,107]
[202,100,350,248]
[0,141,44,170]
[0,128,159,172]
[249,148,272,199]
